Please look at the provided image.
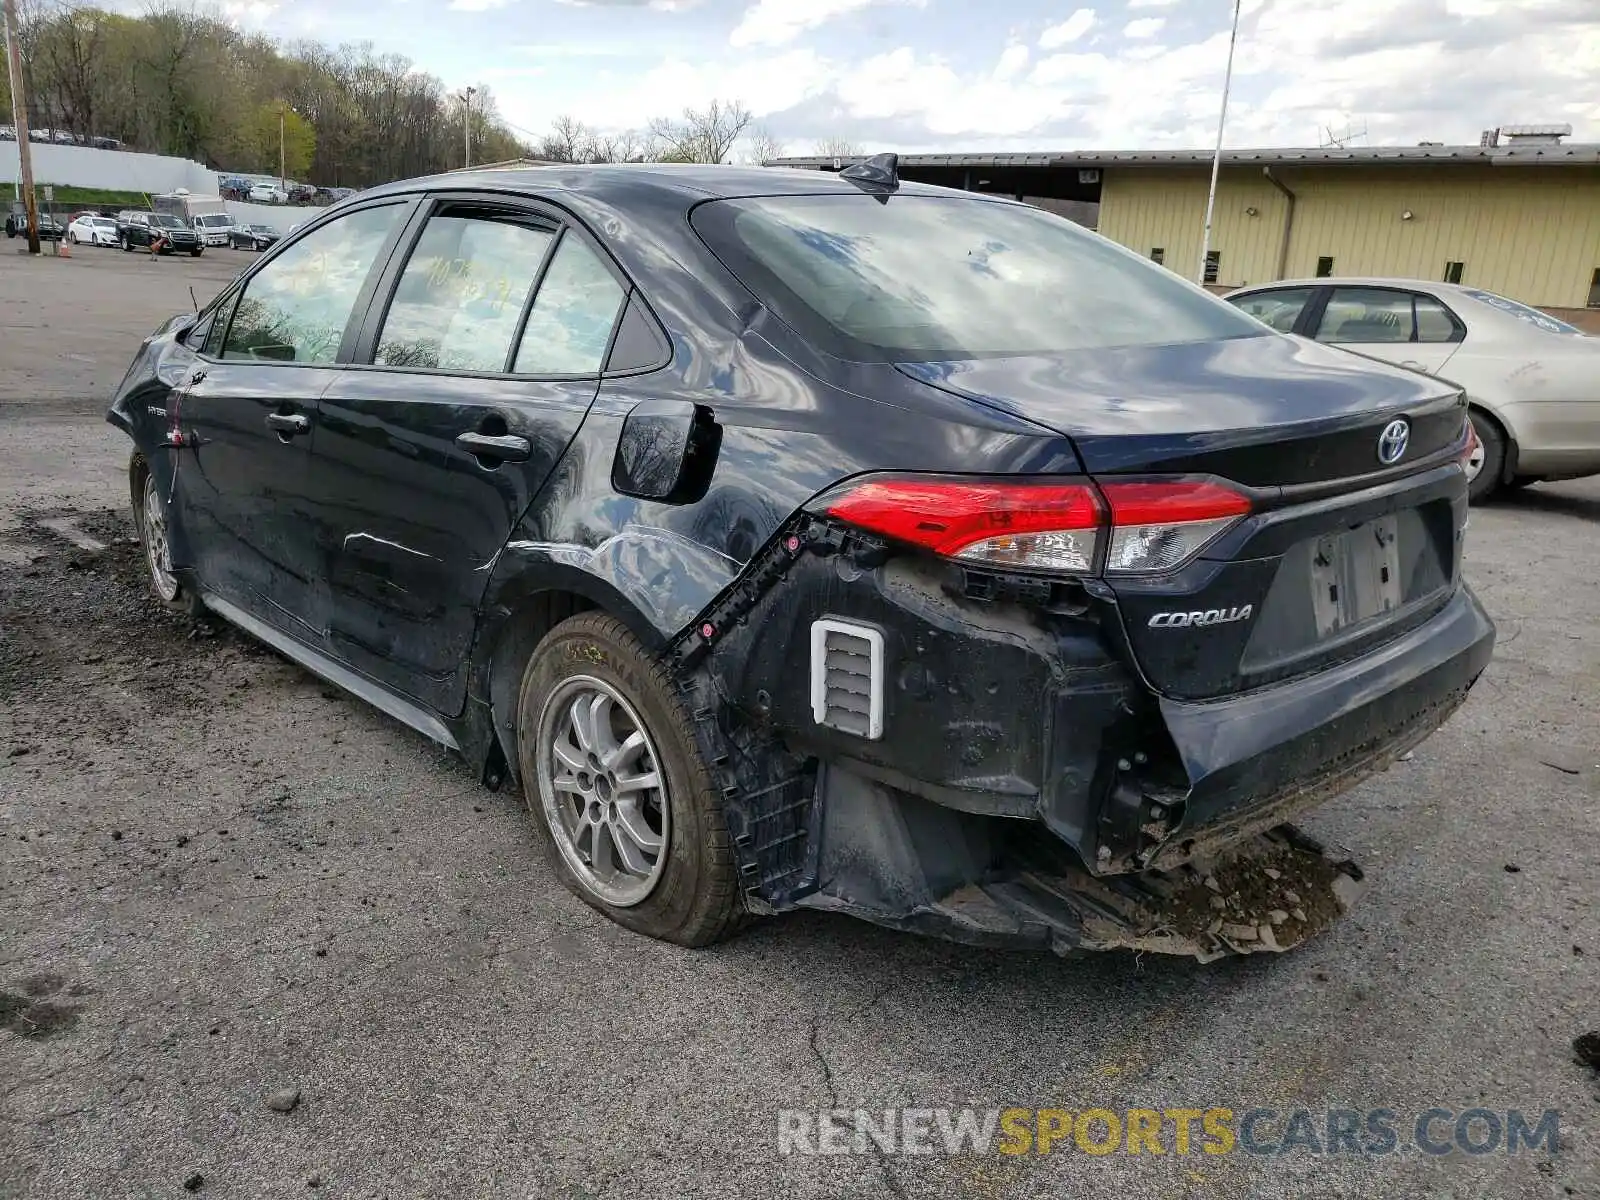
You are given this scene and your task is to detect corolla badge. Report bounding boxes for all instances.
[1377,418,1411,465]
[1148,605,1253,629]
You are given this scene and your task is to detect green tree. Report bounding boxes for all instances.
[255,102,316,179]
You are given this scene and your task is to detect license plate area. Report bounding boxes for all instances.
[1309,516,1403,638]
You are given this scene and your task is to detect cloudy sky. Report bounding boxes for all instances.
[227,0,1599,155]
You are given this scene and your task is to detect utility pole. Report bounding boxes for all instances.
[461,86,475,169]
[2,0,40,255]
[278,102,287,195]
[1198,0,1242,287]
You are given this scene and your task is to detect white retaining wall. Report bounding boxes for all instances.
[2,141,216,195]
[2,142,321,233]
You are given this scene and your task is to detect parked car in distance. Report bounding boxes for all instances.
[0,125,16,141]
[248,183,288,204]
[228,223,281,251]
[68,214,120,246]
[1227,277,1600,500]
[109,160,1494,960]
[119,212,204,256]
[5,211,65,240]
[191,213,236,247]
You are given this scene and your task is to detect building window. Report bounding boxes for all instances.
[1443,261,1465,284]
[1315,256,1334,278]
[1203,250,1220,284]
[1588,268,1600,308]
[1150,247,1165,265]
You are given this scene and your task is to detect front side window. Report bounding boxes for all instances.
[1230,287,1314,334]
[201,291,239,358]
[692,195,1262,361]
[222,204,403,364]
[512,233,626,375]
[1315,288,1414,344]
[375,212,555,372]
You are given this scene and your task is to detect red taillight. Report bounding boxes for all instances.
[1100,480,1251,574]
[825,479,1104,573]
[1458,417,1480,465]
[822,476,1251,576]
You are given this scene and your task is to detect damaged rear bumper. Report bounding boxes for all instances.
[671,520,1492,957]
[798,767,1366,962]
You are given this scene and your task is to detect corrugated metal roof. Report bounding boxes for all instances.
[771,144,1600,170]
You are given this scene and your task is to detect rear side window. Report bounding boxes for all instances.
[222,204,403,364]
[1230,288,1314,333]
[375,213,556,372]
[1315,289,1414,343]
[1413,294,1462,343]
[512,234,626,375]
[692,195,1263,361]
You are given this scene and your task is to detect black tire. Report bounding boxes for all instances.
[190,248,202,257]
[1467,409,1506,503]
[129,454,204,617]
[515,612,745,947]
[121,234,131,252]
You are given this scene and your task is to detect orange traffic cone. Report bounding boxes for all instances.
[58,235,70,258]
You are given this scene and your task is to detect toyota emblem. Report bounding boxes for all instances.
[1377,418,1410,465]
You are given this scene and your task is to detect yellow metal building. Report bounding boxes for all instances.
[777,139,1600,330]
[1098,149,1600,327]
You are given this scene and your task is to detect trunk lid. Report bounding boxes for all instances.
[897,335,1470,700]
[895,333,1465,485]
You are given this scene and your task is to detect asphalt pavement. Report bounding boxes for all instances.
[1,246,1596,1200]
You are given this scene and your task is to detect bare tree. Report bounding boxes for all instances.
[538,114,596,163]
[813,135,860,160]
[647,99,752,164]
[591,127,644,163]
[743,124,785,165]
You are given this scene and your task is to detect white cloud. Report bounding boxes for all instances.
[501,48,833,132]
[1038,8,1096,48]
[220,0,277,23]
[730,0,924,48]
[994,42,1030,81]
[1127,0,1179,6]
[1123,16,1164,37]
[449,0,510,10]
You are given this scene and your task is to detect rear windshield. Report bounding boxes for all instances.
[1461,289,1584,336]
[692,194,1263,361]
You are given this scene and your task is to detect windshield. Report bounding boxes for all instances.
[1461,289,1584,336]
[692,194,1264,361]
[197,215,228,226]
[153,215,184,228]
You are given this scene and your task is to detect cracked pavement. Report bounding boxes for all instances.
[3,248,1598,1200]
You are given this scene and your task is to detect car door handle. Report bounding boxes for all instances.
[457,432,531,462]
[266,412,311,436]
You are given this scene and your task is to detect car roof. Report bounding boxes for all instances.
[1230,277,1480,296]
[357,162,967,207]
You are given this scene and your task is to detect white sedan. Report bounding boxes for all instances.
[67,215,120,247]
[1226,278,1599,501]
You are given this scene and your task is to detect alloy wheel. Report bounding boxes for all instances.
[1464,438,1486,482]
[141,474,180,603]
[535,675,669,907]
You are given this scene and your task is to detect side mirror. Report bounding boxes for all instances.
[611,399,722,505]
